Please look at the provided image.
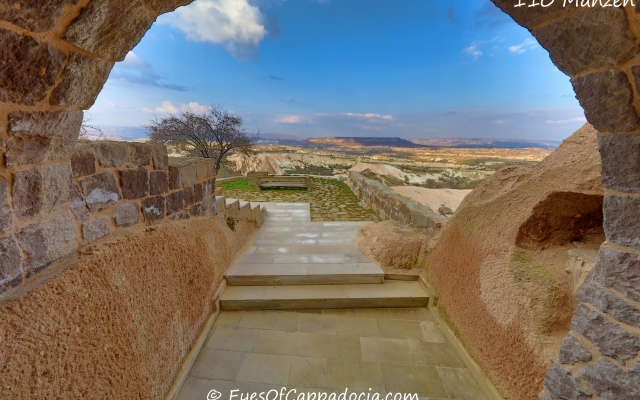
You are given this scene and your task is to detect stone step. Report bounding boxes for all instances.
[225,263,384,286]
[219,282,429,311]
[235,252,371,264]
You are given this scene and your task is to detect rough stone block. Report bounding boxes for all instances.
[82,218,110,245]
[194,183,204,202]
[204,178,215,197]
[576,282,640,328]
[0,0,81,33]
[593,246,640,303]
[195,159,209,182]
[0,28,66,105]
[49,53,114,108]
[598,133,640,192]
[69,182,90,224]
[537,390,551,400]
[166,191,183,215]
[93,142,130,168]
[180,164,196,187]
[6,132,51,166]
[149,171,168,195]
[146,0,192,14]
[543,363,591,400]
[168,165,181,190]
[71,145,97,178]
[189,203,203,217]
[557,332,592,365]
[628,362,640,383]
[0,179,12,233]
[12,166,42,218]
[579,358,640,399]
[151,143,168,170]
[41,162,73,212]
[141,196,165,221]
[534,7,639,77]
[112,202,140,227]
[120,167,149,200]
[183,186,195,207]
[0,235,22,293]
[603,195,640,250]
[129,143,151,166]
[80,172,121,213]
[18,214,78,277]
[7,111,82,165]
[169,212,190,221]
[13,163,72,219]
[571,304,640,365]
[572,70,638,133]
[64,0,154,61]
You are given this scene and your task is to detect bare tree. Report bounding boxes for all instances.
[145,105,259,172]
[79,114,104,141]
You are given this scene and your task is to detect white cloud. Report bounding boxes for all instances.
[275,115,310,124]
[462,42,483,61]
[546,117,587,124]
[342,113,394,121]
[159,0,267,60]
[149,101,209,114]
[492,120,507,124]
[508,38,538,54]
[119,51,149,68]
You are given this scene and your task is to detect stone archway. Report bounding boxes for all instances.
[1,1,640,399]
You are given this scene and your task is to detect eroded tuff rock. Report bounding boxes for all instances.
[357,220,435,273]
[425,124,603,400]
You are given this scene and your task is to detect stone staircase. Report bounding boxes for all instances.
[220,202,429,311]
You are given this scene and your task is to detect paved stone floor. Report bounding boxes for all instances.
[177,308,490,400]
[221,178,379,222]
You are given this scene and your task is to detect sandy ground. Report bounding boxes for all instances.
[390,186,472,211]
[350,162,440,184]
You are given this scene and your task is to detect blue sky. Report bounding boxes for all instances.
[88,0,586,141]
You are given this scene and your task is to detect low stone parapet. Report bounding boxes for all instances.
[0,141,265,297]
[346,171,446,233]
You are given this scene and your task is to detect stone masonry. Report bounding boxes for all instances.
[0,138,249,295]
[347,171,446,233]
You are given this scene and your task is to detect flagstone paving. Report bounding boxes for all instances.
[175,202,496,400]
[177,308,491,400]
[220,178,379,222]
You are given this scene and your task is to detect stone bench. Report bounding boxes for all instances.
[257,176,309,191]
